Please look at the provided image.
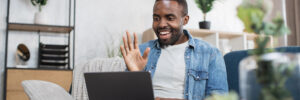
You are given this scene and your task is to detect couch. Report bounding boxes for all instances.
[22,57,126,100]
[224,46,300,99]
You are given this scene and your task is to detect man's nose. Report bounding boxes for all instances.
[158,19,168,28]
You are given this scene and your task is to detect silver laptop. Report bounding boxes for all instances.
[84,71,154,100]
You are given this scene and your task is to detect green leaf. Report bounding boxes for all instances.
[263,22,276,35]
[41,0,47,6]
[271,15,290,37]
[237,6,264,33]
[195,0,215,14]
[37,0,41,4]
[31,0,37,6]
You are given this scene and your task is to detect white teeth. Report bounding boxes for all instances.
[160,32,169,35]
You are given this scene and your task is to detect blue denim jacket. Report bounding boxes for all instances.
[139,30,228,100]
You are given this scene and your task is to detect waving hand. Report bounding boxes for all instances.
[120,31,150,71]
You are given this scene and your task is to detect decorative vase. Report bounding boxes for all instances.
[239,53,300,100]
[34,11,48,24]
[199,21,210,29]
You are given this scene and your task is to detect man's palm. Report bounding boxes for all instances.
[120,32,150,71]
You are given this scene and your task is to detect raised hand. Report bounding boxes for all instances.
[120,31,150,71]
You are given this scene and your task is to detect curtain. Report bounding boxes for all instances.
[286,0,300,46]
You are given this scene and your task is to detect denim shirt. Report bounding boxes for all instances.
[139,30,228,100]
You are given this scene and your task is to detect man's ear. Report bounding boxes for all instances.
[183,15,189,25]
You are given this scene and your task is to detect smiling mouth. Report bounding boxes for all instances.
[159,31,171,40]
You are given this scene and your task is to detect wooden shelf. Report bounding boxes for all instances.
[188,29,257,39]
[141,28,272,55]
[8,23,73,33]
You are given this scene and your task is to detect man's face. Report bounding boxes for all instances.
[152,0,188,47]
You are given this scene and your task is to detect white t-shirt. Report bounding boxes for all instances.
[153,41,188,99]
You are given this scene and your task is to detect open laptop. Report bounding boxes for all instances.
[84,71,154,100]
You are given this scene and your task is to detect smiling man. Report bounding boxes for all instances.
[120,0,228,100]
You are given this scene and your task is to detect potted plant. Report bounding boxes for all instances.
[31,0,48,24]
[237,0,299,100]
[195,0,215,29]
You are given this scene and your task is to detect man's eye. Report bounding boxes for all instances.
[168,17,175,21]
[153,17,160,21]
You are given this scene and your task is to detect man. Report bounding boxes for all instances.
[120,0,228,100]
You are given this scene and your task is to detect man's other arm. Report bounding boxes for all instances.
[205,48,229,96]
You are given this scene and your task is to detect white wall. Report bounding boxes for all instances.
[75,0,244,66]
[75,0,155,65]
[0,0,244,99]
[0,0,70,99]
[186,0,244,30]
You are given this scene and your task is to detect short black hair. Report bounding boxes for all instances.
[155,0,188,16]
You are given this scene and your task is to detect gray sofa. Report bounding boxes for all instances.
[22,57,126,100]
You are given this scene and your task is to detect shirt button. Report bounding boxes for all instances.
[186,56,190,58]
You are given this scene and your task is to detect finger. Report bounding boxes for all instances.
[120,45,127,57]
[142,47,150,59]
[122,36,129,53]
[134,33,139,49]
[126,31,134,50]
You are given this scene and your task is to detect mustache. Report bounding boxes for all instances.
[157,27,172,32]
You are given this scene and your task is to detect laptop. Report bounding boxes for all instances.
[84,71,154,100]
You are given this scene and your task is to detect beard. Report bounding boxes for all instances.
[155,27,182,48]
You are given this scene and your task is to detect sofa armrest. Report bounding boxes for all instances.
[22,80,74,100]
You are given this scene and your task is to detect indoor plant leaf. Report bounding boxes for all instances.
[31,0,37,6]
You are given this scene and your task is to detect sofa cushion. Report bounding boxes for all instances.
[22,80,74,100]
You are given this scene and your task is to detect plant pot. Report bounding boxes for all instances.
[239,53,300,100]
[34,11,48,24]
[199,21,210,29]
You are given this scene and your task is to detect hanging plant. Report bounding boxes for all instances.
[31,0,47,12]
